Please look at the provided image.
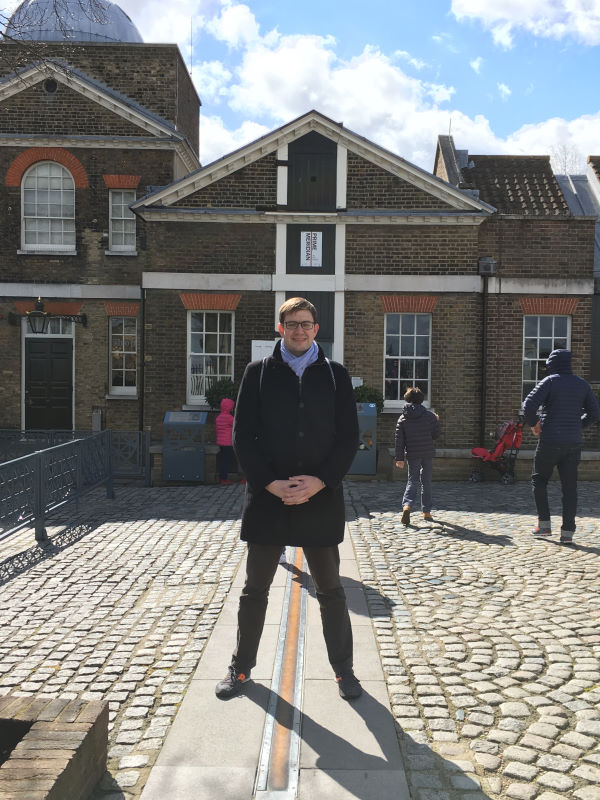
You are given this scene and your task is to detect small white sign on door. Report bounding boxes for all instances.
[300,231,322,268]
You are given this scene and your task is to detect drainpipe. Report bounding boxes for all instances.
[138,288,145,433]
[478,258,496,446]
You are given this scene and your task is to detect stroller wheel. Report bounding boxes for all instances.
[469,471,482,483]
[501,473,515,485]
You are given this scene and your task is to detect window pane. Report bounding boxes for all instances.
[415,336,429,356]
[190,313,203,332]
[385,380,398,400]
[415,360,429,379]
[218,356,233,376]
[539,339,552,359]
[190,333,203,353]
[539,317,553,337]
[385,359,398,379]
[124,371,136,387]
[205,333,218,353]
[400,336,414,356]
[218,333,232,353]
[416,315,430,335]
[524,339,537,359]
[124,318,136,334]
[112,354,123,370]
[386,336,399,357]
[123,335,136,352]
[219,314,232,333]
[522,361,537,381]
[205,313,219,332]
[415,381,429,399]
[399,359,413,379]
[554,317,568,337]
[554,338,567,350]
[386,314,400,335]
[112,372,124,387]
[401,315,415,334]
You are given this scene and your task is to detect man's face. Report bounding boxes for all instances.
[278,309,319,357]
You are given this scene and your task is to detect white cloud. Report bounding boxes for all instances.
[451,0,600,47]
[394,50,427,70]
[200,114,269,164]
[193,60,232,103]
[206,1,261,48]
[118,0,210,47]
[470,56,483,73]
[497,82,511,99]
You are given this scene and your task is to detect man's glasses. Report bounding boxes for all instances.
[283,321,316,330]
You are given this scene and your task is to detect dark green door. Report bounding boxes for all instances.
[25,339,73,429]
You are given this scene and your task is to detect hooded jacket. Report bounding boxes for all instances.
[233,340,359,547]
[215,397,235,446]
[521,349,600,444]
[395,403,441,461]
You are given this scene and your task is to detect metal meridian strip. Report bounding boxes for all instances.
[254,546,307,799]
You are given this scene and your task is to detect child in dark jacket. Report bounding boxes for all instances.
[216,397,235,485]
[395,387,441,524]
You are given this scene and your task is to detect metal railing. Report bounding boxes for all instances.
[0,431,114,544]
[0,429,151,485]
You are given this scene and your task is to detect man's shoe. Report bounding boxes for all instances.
[423,512,433,521]
[215,665,250,698]
[336,670,362,700]
[560,530,574,545]
[401,505,411,525]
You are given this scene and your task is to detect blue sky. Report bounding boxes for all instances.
[4,0,600,170]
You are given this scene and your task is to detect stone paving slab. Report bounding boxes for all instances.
[0,480,598,799]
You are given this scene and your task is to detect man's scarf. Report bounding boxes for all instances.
[280,340,319,377]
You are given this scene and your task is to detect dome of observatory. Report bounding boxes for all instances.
[4,0,144,43]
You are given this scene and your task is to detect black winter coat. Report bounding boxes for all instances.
[395,403,440,461]
[233,341,359,547]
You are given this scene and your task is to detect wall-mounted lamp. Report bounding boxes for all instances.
[8,297,88,334]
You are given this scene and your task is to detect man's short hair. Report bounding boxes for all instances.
[278,297,318,324]
[404,387,424,404]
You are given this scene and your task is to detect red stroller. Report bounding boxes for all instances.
[470,418,523,485]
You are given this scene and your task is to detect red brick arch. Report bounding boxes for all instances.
[6,148,89,188]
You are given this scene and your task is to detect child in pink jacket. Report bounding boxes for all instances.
[215,398,235,485]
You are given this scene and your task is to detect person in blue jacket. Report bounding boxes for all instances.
[522,349,600,544]
[395,386,441,525]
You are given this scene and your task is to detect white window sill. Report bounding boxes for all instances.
[105,250,138,257]
[18,249,77,256]
[106,393,138,400]
[182,403,210,411]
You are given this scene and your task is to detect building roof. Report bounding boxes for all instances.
[589,156,600,183]
[435,135,570,217]
[556,171,600,278]
[4,0,143,43]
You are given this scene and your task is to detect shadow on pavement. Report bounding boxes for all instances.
[0,523,97,586]
[432,521,513,546]
[244,682,491,800]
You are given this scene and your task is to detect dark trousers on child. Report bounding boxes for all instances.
[218,445,233,480]
[232,543,353,675]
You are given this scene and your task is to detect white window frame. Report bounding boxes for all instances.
[21,161,76,253]
[187,310,235,404]
[108,189,137,253]
[522,314,571,400]
[109,316,137,396]
[383,312,432,408]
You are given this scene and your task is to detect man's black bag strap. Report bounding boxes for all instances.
[260,356,336,391]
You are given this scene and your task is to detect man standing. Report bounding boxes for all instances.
[215,297,361,700]
[522,348,600,544]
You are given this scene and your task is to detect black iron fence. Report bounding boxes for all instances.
[0,431,114,544]
[0,430,151,485]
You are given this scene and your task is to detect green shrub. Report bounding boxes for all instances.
[353,385,384,413]
[205,378,239,411]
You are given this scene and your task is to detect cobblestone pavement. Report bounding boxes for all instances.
[346,481,600,800]
[0,480,598,800]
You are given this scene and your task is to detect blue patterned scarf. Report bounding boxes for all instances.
[280,340,319,377]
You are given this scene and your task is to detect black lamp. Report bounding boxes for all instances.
[8,297,88,334]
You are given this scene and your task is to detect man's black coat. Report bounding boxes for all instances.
[233,341,359,547]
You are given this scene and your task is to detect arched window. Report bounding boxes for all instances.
[22,162,75,252]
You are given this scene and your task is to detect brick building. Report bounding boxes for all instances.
[1,1,598,478]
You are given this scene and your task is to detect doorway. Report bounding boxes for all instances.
[25,338,73,429]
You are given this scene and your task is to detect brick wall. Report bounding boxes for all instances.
[478,217,595,279]
[0,83,148,137]
[145,222,276,274]
[0,300,24,429]
[345,225,480,273]
[346,151,455,210]
[0,42,199,151]
[172,154,277,208]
